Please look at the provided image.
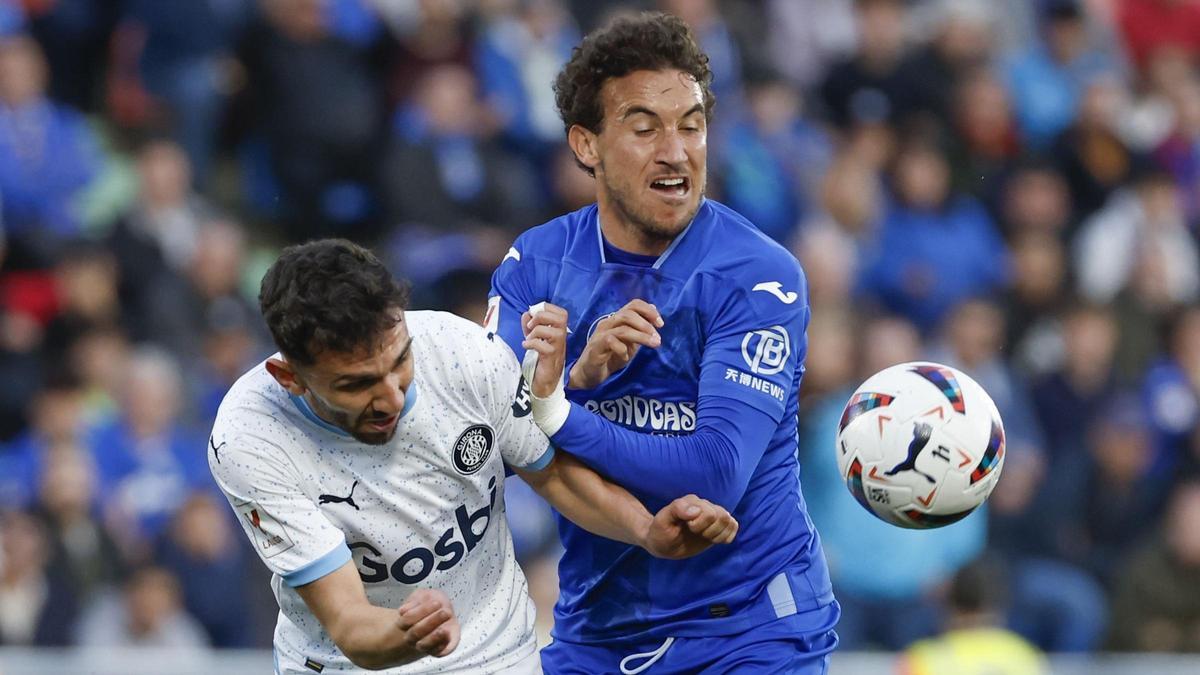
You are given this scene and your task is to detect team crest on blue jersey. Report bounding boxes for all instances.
[453,425,495,475]
[741,326,790,375]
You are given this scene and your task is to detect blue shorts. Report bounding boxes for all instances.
[541,601,839,675]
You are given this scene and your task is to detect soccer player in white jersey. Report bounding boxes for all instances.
[209,239,738,674]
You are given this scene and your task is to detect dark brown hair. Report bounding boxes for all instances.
[259,239,410,365]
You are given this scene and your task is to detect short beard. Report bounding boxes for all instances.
[307,391,395,445]
[601,164,703,244]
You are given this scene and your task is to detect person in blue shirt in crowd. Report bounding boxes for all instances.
[489,12,838,674]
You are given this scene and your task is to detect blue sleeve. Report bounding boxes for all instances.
[488,241,537,358]
[551,394,775,510]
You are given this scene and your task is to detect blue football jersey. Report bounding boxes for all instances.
[490,199,834,643]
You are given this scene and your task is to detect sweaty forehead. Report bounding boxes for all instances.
[602,69,704,120]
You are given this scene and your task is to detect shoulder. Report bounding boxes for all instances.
[210,361,304,474]
[408,310,517,373]
[508,204,597,259]
[695,200,807,301]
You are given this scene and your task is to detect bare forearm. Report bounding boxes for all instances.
[326,604,422,669]
[517,452,651,547]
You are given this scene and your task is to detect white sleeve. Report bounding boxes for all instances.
[480,332,555,471]
[208,421,350,587]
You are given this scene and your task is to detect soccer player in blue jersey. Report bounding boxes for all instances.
[488,11,839,674]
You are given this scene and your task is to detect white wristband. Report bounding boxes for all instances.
[521,348,571,437]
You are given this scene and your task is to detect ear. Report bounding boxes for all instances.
[567,124,600,174]
[265,357,307,396]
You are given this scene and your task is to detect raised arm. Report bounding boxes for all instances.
[519,289,807,510]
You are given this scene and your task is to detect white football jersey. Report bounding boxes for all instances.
[209,311,552,674]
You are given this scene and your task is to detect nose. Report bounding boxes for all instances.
[373,373,406,416]
[656,128,687,167]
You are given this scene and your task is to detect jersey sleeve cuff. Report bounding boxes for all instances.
[281,541,352,588]
[515,444,555,472]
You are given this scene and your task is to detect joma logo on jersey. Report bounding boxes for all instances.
[741,326,790,375]
[583,395,696,432]
[351,477,498,585]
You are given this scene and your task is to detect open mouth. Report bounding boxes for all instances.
[649,176,690,199]
[365,414,398,431]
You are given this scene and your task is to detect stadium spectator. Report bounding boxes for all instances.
[0,371,87,509]
[897,556,1047,675]
[1004,0,1118,147]
[119,0,249,185]
[0,33,99,267]
[1075,163,1199,309]
[106,139,217,325]
[1070,394,1168,585]
[947,68,1021,205]
[820,0,924,131]
[137,218,253,365]
[718,68,832,244]
[0,510,78,646]
[1143,305,1200,478]
[86,346,209,556]
[156,493,256,648]
[32,446,124,603]
[1032,302,1122,465]
[383,64,539,231]
[76,566,209,649]
[858,140,1009,333]
[764,0,856,91]
[1117,0,1200,72]
[238,0,386,242]
[905,0,996,128]
[1052,75,1135,220]
[1155,76,1200,222]
[1004,230,1069,364]
[1108,479,1200,651]
[473,0,578,160]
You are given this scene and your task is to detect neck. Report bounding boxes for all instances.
[596,199,675,257]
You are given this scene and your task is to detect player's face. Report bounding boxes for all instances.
[594,68,707,244]
[300,319,415,445]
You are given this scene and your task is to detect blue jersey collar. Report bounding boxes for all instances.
[595,198,706,270]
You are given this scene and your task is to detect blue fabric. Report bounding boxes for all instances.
[282,542,352,587]
[551,395,775,509]
[490,200,834,643]
[518,445,556,472]
[87,418,213,539]
[0,434,41,508]
[0,99,99,236]
[857,196,1009,333]
[1004,46,1115,146]
[540,601,839,675]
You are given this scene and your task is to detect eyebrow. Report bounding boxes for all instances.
[332,338,413,386]
[620,103,705,122]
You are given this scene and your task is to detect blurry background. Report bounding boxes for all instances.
[0,0,1199,673]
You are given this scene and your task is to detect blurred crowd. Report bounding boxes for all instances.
[0,0,1199,660]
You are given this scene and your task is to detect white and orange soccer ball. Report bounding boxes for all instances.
[834,361,1006,529]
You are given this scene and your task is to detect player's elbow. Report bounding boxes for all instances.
[702,475,749,513]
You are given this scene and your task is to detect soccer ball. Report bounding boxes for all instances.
[834,361,1005,529]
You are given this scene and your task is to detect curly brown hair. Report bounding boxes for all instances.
[554,11,714,169]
